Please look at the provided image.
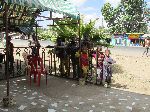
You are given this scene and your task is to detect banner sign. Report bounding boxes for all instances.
[128,34,140,39]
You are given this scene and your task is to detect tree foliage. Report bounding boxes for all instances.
[37,28,57,41]
[37,17,111,46]
[101,0,148,33]
[51,17,100,41]
[52,18,78,41]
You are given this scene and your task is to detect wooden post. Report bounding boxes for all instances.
[78,14,81,79]
[5,4,9,98]
[50,11,52,18]
[2,3,12,107]
[35,21,38,43]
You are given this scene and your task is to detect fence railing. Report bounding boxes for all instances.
[0,47,97,84]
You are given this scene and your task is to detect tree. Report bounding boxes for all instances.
[52,17,98,41]
[37,28,57,41]
[101,0,148,33]
[51,18,78,41]
[36,17,111,46]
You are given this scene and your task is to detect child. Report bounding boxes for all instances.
[76,45,89,85]
[80,46,89,79]
[96,46,105,84]
[103,49,116,88]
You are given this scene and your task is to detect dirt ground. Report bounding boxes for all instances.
[0,47,150,112]
[111,53,150,95]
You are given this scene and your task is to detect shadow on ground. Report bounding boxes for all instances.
[111,82,128,89]
[112,64,124,74]
[0,76,150,112]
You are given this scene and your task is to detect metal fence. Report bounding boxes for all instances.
[0,47,97,83]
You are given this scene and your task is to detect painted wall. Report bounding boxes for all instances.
[111,34,144,46]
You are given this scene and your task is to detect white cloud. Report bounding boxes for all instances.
[71,0,87,7]
[104,0,121,7]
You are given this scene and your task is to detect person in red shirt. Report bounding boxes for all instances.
[80,45,89,80]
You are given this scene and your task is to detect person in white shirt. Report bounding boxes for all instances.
[143,37,150,57]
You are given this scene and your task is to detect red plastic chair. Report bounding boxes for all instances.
[27,56,47,86]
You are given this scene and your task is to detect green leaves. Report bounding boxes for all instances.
[101,0,148,33]
[36,17,111,47]
[81,19,97,38]
[52,18,78,40]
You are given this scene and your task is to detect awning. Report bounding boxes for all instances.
[4,0,79,19]
[142,34,150,38]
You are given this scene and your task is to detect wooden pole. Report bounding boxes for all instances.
[78,14,81,78]
[78,14,81,53]
[36,21,38,40]
[35,21,40,56]
[50,11,52,18]
[5,4,9,97]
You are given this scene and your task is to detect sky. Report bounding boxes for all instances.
[38,0,150,28]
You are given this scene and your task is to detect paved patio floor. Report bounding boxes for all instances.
[0,76,150,112]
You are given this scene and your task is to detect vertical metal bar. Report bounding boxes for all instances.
[50,11,52,18]
[90,49,92,82]
[42,49,44,59]
[20,56,21,75]
[35,21,40,57]
[68,56,70,78]
[44,50,45,68]
[17,59,19,75]
[50,52,52,72]
[96,46,98,85]
[49,56,51,74]
[53,20,55,26]
[36,21,38,42]
[54,53,56,76]
[28,34,30,39]
[5,4,9,97]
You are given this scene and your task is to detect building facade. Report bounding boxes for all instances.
[110,33,144,47]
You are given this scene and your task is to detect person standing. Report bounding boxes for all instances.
[67,38,79,79]
[76,45,89,84]
[143,37,150,57]
[55,38,69,77]
[7,36,14,74]
[103,49,116,88]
